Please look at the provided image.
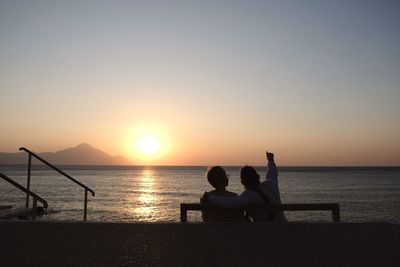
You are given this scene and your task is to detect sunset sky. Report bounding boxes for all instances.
[1,1,399,166]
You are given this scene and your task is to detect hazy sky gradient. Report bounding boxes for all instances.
[1,0,399,165]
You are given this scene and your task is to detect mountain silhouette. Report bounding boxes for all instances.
[0,143,131,165]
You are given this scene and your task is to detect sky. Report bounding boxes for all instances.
[1,0,399,166]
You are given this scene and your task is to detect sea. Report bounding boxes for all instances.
[0,165,399,223]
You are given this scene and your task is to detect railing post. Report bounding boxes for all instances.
[25,154,32,208]
[20,148,94,221]
[332,204,340,222]
[84,189,88,221]
[32,198,37,221]
[180,204,188,222]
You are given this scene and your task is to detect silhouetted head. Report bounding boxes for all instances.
[207,166,229,190]
[240,166,260,190]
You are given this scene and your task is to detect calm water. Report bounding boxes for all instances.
[0,165,399,223]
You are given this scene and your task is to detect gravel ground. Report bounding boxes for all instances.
[0,221,399,267]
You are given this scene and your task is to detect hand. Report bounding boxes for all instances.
[266,151,274,162]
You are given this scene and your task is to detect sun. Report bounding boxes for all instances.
[124,125,171,162]
[136,135,160,156]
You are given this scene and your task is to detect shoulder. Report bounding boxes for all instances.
[241,190,261,199]
[206,190,217,196]
[225,191,238,197]
[260,181,277,190]
[259,181,271,189]
[209,191,238,197]
[259,182,276,194]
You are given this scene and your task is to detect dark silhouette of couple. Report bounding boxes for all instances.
[201,151,287,222]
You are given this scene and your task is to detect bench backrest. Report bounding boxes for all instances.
[180,203,340,222]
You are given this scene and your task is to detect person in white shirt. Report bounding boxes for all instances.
[208,151,287,222]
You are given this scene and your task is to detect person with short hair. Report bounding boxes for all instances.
[200,166,245,222]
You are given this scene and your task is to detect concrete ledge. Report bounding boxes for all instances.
[0,221,399,266]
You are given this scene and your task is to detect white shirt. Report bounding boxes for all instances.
[260,162,283,204]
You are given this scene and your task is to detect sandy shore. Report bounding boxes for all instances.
[0,221,399,266]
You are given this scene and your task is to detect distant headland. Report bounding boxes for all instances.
[0,143,131,165]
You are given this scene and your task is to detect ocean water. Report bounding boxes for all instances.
[0,165,399,223]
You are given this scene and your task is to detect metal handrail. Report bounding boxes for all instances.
[19,147,95,221]
[180,203,340,222]
[19,147,95,195]
[0,172,48,220]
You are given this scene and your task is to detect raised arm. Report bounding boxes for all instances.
[266,151,278,186]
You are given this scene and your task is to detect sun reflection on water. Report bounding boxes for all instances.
[130,169,159,221]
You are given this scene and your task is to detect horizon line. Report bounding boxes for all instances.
[1,163,399,168]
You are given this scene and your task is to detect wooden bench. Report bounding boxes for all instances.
[180,203,340,222]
